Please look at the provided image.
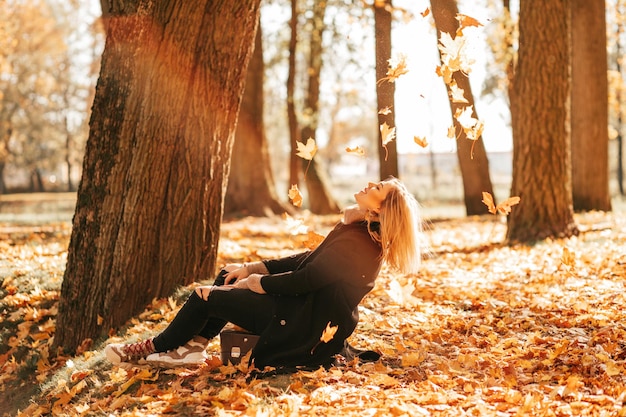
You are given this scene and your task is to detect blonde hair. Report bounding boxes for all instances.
[367,177,421,274]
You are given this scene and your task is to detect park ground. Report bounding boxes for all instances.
[1,193,626,416]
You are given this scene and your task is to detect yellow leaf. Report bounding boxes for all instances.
[345,146,365,156]
[496,196,521,215]
[413,136,428,148]
[320,321,338,343]
[421,7,430,17]
[561,247,575,268]
[288,184,303,208]
[379,53,409,84]
[481,192,496,214]
[296,138,317,160]
[449,81,468,104]
[447,125,456,139]
[380,122,396,146]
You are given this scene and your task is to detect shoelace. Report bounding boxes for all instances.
[123,339,155,359]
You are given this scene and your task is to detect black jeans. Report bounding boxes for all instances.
[152,270,275,353]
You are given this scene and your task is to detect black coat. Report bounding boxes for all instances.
[250,221,382,370]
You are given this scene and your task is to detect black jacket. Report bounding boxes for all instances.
[251,221,382,370]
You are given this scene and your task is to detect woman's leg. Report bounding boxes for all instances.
[152,286,274,353]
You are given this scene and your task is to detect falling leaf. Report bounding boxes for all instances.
[345,146,365,157]
[482,192,520,216]
[380,122,396,146]
[380,122,396,161]
[413,136,428,148]
[449,81,468,104]
[438,31,475,76]
[456,13,483,33]
[421,8,430,17]
[482,192,496,214]
[320,322,338,343]
[496,196,520,215]
[561,247,575,268]
[288,184,303,208]
[378,54,409,84]
[447,125,456,139]
[296,138,317,160]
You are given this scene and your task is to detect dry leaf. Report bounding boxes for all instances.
[320,322,338,343]
[288,184,303,208]
[296,138,317,160]
[378,106,392,115]
[345,146,365,156]
[413,136,428,148]
[380,122,396,146]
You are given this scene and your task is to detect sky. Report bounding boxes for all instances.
[391,0,513,154]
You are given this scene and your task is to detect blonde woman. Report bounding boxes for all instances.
[105,177,421,370]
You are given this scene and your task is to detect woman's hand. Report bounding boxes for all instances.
[224,263,250,284]
[343,204,366,224]
[233,274,266,294]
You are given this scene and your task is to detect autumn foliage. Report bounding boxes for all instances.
[2,208,626,416]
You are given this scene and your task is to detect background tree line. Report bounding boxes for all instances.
[1,0,623,351]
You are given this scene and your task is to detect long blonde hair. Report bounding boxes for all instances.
[368,177,421,274]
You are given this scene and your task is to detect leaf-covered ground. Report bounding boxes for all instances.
[2,210,626,416]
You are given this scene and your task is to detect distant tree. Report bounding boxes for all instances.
[287,0,300,192]
[0,0,66,192]
[298,0,339,214]
[570,0,611,212]
[54,0,261,353]
[507,0,578,242]
[374,0,399,180]
[225,22,293,217]
[430,0,494,216]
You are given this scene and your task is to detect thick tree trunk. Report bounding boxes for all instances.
[301,0,339,214]
[430,0,494,216]
[570,0,611,212]
[55,0,261,353]
[224,22,293,217]
[507,0,578,243]
[374,0,399,180]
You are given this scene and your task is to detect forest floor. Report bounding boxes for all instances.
[1,195,626,416]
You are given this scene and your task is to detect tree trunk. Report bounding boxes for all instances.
[287,0,300,192]
[224,21,293,217]
[54,0,261,353]
[430,0,494,215]
[571,0,611,212]
[301,0,339,214]
[507,0,578,243]
[374,0,399,180]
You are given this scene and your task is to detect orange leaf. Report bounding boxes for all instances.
[481,192,496,214]
[288,184,303,208]
[320,321,338,343]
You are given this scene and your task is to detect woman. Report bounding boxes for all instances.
[105,177,421,370]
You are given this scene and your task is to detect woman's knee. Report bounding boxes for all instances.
[194,286,212,301]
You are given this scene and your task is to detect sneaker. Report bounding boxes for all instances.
[145,336,209,368]
[105,338,155,365]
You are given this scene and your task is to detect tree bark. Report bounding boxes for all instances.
[430,0,494,215]
[287,0,300,192]
[55,0,261,353]
[374,0,399,180]
[224,21,293,217]
[571,0,611,212]
[507,0,578,243]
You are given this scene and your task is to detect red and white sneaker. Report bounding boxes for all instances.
[104,338,155,365]
[145,336,209,368]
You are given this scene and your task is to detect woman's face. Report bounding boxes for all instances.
[354,181,392,213]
